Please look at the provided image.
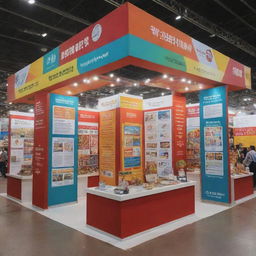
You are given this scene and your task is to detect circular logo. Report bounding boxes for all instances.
[91,24,102,42]
[206,49,213,62]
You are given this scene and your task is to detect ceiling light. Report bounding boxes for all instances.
[29,108,34,113]
[92,76,99,81]
[162,74,168,79]
[167,87,170,90]
[116,77,120,82]
[175,15,181,20]
[110,83,115,87]
[169,77,174,82]
[209,34,216,38]
[133,83,138,87]
[80,93,84,96]
[140,93,143,96]
[253,104,256,108]
[109,73,114,78]
[181,78,186,82]
[161,92,165,96]
[41,33,47,37]
[73,82,78,87]
[185,87,189,91]
[9,102,12,105]
[67,91,72,95]
[41,47,47,52]
[28,0,35,4]
[125,89,129,93]
[187,80,192,84]
[145,79,151,84]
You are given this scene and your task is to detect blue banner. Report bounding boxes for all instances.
[43,47,59,74]
[48,94,78,206]
[200,86,230,203]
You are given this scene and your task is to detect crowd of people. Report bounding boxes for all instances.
[0,147,8,178]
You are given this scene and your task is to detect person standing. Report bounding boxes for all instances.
[0,147,8,178]
[243,145,256,187]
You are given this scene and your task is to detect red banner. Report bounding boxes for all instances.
[234,127,256,136]
[186,105,199,118]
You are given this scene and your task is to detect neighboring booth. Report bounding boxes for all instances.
[7,2,252,238]
[0,118,9,148]
[7,111,34,202]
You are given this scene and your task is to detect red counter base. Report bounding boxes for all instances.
[234,176,254,201]
[87,186,195,238]
[7,177,21,200]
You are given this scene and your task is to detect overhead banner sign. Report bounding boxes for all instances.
[200,86,230,203]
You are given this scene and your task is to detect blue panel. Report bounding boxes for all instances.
[43,48,59,74]
[200,86,230,203]
[48,94,78,206]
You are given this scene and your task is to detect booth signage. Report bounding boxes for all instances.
[200,86,230,203]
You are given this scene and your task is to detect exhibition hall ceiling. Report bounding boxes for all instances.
[0,0,256,115]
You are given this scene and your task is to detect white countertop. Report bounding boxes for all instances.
[78,173,99,178]
[231,172,253,179]
[6,173,33,180]
[186,171,200,175]
[86,181,196,201]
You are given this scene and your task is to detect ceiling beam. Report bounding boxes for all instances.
[240,0,256,15]
[104,0,121,7]
[213,0,256,33]
[34,1,91,26]
[152,0,256,58]
[0,7,74,36]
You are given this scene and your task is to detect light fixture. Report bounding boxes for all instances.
[175,15,181,20]
[125,89,129,93]
[162,74,168,79]
[109,73,114,78]
[41,33,47,37]
[40,47,47,52]
[187,80,192,84]
[161,92,165,96]
[167,87,170,90]
[92,76,99,81]
[185,87,189,91]
[209,34,216,38]
[140,93,143,96]
[67,91,72,95]
[73,82,78,87]
[9,102,12,105]
[29,108,34,113]
[145,79,151,84]
[169,77,174,82]
[133,83,138,87]
[80,93,84,96]
[110,83,115,87]
[181,78,186,82]
[116,77,120,82]
[28,0,35,4]
[198,83,203,89]
[253,104,256,108]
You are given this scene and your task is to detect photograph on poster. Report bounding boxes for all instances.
[52,168,74,187]
[158,110,170,120]
[203,103,223,119]
[204,126,223,152]
[124,125,140,135]
[145,112,157,122]
[145,161,157,174]
[205,152,224,176]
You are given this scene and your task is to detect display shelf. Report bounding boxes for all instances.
[6,174,32,180]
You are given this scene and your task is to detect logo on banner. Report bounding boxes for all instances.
[92,24,102,42]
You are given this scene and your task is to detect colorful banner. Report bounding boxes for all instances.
[8,112,34,176]
[233,115,256,147]
[78,109,99,176]
[200,86,230,203]
[0,118,8,147]
[144,96,173,177]
[48,94,78,206]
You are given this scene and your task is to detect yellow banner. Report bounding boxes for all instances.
[120,96,143,110]
[234,136,256,148]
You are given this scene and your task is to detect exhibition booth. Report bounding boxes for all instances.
[4,2,254,243]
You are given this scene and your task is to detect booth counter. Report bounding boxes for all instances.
[86,181,195,238]
[6,174,32,202]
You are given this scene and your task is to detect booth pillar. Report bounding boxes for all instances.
[33,92,78,209]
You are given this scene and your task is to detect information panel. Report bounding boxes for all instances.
[48,94,78,206]
[200,86,230,203]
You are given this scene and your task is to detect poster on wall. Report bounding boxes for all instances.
[200,86,230,203]
[0,118,8,147]
[78,119,99,175]
[48,94,78,206]
[186,104,200,172]
[9,112,34,176]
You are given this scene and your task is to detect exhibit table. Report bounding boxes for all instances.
[231,173,254,202]
[86,181,195,238]
[6,174,32,202]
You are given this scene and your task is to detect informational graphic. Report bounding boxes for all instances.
[52,137,74,168]
[144,109,172,177]
[52,168,74,187]
[0,118,8,147]
[53,105,75,135]
[9,112,34,175]
[200,86,230,203]
[78,118,99,175]
[48,94,78,206]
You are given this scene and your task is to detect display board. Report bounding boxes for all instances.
[48,94,78,206]
[233,115,256,147]
[99,94,143,185]
[0,118,8,147]
[78,109,99,176]
[200,86,230,203]
[143,95,173,177]
[8,112,34,176]
[186,104,200,172]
